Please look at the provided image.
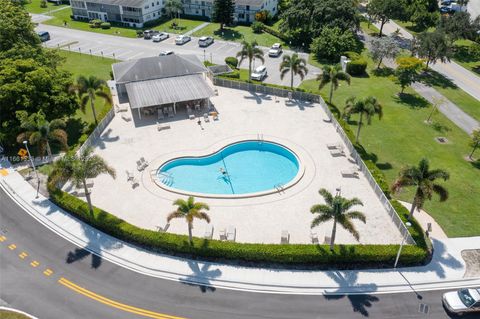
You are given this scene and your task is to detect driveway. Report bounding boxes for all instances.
[467,0,480,18]
[36,23,320,88]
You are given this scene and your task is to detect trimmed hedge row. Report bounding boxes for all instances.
[47,182,428,267]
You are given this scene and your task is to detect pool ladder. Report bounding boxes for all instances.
[274,183,285,193]
[257,133,264,144]
[159,172,174,186]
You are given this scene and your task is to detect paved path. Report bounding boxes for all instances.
[1,161,479,296]
[467,0,480,18]
[184,22,210,36]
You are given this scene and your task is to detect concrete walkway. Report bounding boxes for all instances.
[184,22,210,36]
[1,160,479,295]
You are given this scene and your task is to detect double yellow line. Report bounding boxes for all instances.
[58,278,186,319]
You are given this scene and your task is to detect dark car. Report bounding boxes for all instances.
[441,0,452,5]
[37,31,50,42]
[143,30,154,39]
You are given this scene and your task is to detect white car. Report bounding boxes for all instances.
[268,43,283,57]
[152,32,169,42]
[159,50,174,56]
[198,36,214,47]
[443,288,480,315]
[251,65,267,81]
[175,35,191,45]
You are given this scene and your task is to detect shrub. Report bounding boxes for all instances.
[262,25,289,41]
[220,70,240,79]
[40,0,47,8]
[225,56,239,69]
[251,21,264,34]
[100,22,111,29]
[203,60,215,67]
[310,27,358,62]
[344,51,361,61]
[136,30,144,38]
[346,58,367,76]
[255,10,271,23]
[89,19,102,28]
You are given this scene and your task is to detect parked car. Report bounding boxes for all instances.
[37,31,50,42]
[441,0,452,5]
[159,50,174,56]
[440,6,453,13]
[175,35,191,45]
[268,43,283,57]
[143,30,154,39]
[198,36,214,47]
[153,32,169,42]
[443,288,480,315]
[251,65,267,81]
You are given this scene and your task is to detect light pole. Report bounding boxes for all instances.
[203,49,206,62]
[394,222,412,268]
[23,140,40,198]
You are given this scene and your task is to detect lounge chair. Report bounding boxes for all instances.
[203,113,210,123]
[136,160,145,171]
[126,170,134,181]
[204,224,214,239]
[281,230,290,244]
[226,226,236,242]
[326,143,342,150]
[131,176,139,188]
[219,228,226,240]
[341,167,359,178]
[156,223,170,233]
[157,123,171,131]
[330,149,345,157]
[115,104,128,113]
[121,114,131,122]
[157,110,165,120]
[140,157,149,168]
[310,231,319,244]
[324,236,332,245]
[189,114,195,120]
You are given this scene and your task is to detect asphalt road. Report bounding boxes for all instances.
[34,20,319,88]
[1,189,478,319]
[467,1,480,19]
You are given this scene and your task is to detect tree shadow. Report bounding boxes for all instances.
[472,65,480,75]
[470,159,480,170]
[95,128,120,150]
[431,121,451,134]
[213,28,243,41]
[419,70,457,89]
[453,45,478,63]
[178,259,222,293]
[372,67,395,77]
[243,91,272,105]
[375,162,392,170]
[65,117,87,148]
[394,93,430,109]
[284,98,314,110]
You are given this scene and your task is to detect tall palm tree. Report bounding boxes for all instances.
[236,40,264,81]
[317,64,351,104]
[343,96,383,144]
[392,158,449,220]
[167,196,210,245]
[279,53,309,89]
[50,147,116,215]
[74,75,112,125]
[310,188,366,251]
[16,110,68,159]
[164,0,183,22]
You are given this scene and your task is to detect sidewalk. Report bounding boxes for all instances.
[184,22,210,36]
[1,161,479,295]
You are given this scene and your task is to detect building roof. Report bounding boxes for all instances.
[112,55,207,84]
[125,74,215,109]
[235,0,265,7]
[84,0,145,7]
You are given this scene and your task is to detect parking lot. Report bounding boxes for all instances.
[37,22,319,87]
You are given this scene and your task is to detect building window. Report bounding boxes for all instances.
[238,13,245,19]
[157,1,159,4]
[152,2,154,6]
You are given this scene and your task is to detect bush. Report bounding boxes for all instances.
[346,58,367,76]
[251,21,264,34]
[262,25,289,41]
[310,27,358,62]
[225,56,239,69]
[255,10,271,23]
[136,30,144,38]
[203,60,215,67]
[100,22,111,29]
[89,19,102,28]
[40,0,47,8]
[220,70,240,79]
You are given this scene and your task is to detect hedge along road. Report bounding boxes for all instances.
[35,22,320,88]
[1,188,476,319]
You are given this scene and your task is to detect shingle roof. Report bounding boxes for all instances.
[112,55,207,84]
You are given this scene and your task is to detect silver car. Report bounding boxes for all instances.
[268,43,282,57]
[198,36,214,47]
[152,32,169,42]
[443,288,480,315]
[251,65,267,81]
[175,35,191,45]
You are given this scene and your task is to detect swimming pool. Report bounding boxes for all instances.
[157,141,301,196]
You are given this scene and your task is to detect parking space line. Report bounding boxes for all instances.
[43,269,54,276]
[8,244,16,250]
[19,252,28,259]
[0,235,6,242]
[30,260,40,268]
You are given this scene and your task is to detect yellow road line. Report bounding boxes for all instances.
[43,269,53,276]
[58,278,186,319]
[0,235,6,242]
[8,244,16,250]
[19,252,28,259]
[30,260,40,267]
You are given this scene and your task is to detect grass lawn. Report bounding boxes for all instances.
[0,310,31,319]
[360,21,380,36]
[300,54,480,237]
[23,0,68,14]
[152,18,205,34]
[452,39,480,76]
[393,20,435,35]
[192,23,288,48]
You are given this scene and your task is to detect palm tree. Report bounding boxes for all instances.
[310,188,366,251]
[50,147,116,215]
[16,110,68,159]
[391,158,449,220]
[164,0,183,22]
[279,53,309,89]
[167,196,210,245]
[74,75,112,125]
[343,96,383,144]
[236,40,264,81]
[317,64,351,104]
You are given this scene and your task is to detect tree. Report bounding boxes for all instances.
[164,0,183,22]
[73,76,112,125]
[310,188,366,251]
[392,158,449,220]
[279,53,309,89]
[417,30,453,69]
[317,64,351,104]
[310,27,358,62]
[212,0,235,30]
[367,0,404,36]
[343,96,383,144]
[167,196,210,245]
[236,40,264,81]
[469,129,480,159]
[0,0,40,51]
[50,147,116,215]
[403,0,439,31]
[438,11,477,41]
[395,57,423,93]
[16,111,68,159]
[370,36,400,69]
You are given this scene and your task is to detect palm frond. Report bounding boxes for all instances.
[310,204,332,214]
[345,211,366,223]
[311,213,332,228]
[167,210,185,222]
[318,188,334,205]
[432,184,449,202]
[337,217,360,241]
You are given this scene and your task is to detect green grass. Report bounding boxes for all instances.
[452,39,480,76]
[360,21,380,36]
[393,20,436,35]
[300,54,480,237]
[152,18,205,34]
[0,310,31,319]
[23,0,68,14]
[192,23,288,48]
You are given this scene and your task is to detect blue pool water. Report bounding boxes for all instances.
[158,141,300,195]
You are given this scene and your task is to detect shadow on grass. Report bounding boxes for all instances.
[394,93,430,109]
[431,121,451,134]
[213,28,243,41]
[472,65,480,75]
[453,45,479,63]
[66,117,87,148]
[419,70,457,89]
[471,160,480,170]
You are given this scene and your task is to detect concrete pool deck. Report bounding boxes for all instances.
[74,86,404,245]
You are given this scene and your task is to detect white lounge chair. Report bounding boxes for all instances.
[310,231,319,244]
[131,176,139,188]
[341,167,359,178]
[156,223,170,233]
[157,123,171,131]
[115,104,128,113]
[281,230,290,244]
[219,228,226,240]
[204,224,214,239]
[326,143,342,150]
[126,170,134,181]
[121,114,131,122]
[140,157,149,168]
[226,226,236,242]
[324,236,332,245]
[203,113,210,122]
[330,149,345,157]
[136,160,145,171]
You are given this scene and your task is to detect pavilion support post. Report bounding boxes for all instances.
[138,108,141,119]
[174,102,176,114]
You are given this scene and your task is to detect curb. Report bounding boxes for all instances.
[0,307,39,319]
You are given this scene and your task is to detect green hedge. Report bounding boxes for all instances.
[346,58,367,76]
[225,56,238,69]
[261,25,289,42]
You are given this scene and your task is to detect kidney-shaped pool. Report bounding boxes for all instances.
[157,140,301,196]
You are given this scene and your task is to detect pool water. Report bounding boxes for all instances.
[158,141,300,195]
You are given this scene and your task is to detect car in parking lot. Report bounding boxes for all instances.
[152,32,169,42]
[251,65,267,81]
[159,50,174,56]
[443,288,480,315]
[268,43,283,57]
[440,5,453,13]
[37,31,50,42]
[143,30,154,39]
[441,0,452,5]
[198,36,214,47]
[175,35,191,45]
